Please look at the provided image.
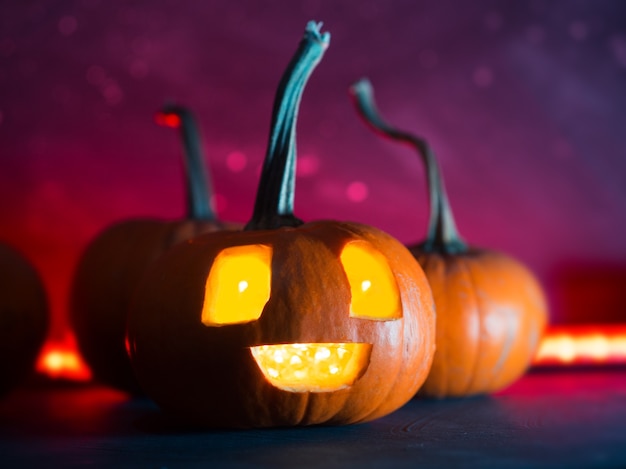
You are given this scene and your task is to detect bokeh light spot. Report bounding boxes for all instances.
[569,21,588,41]
[297,154,320,177]
[58,16,78,36]
[418,49,439,70]
[526,25,545,45]
[131,37,152,56]
[130,60,149,79]
[553,138,574,160]
[346,181,369,203]
[86,65,106,86]
[102,82,123,106]
[484,11,503,31]
[610,35,626,68]
[473,66,494,88]
[226,151,247,172]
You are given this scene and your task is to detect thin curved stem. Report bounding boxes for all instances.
[245,21,330,231]
[349,78,467,254]
[159,104,217,221]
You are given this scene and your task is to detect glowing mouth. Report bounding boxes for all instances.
[250,343,372,392]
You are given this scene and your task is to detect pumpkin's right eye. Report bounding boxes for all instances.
[201,245,272,326]
[339,240,402,321]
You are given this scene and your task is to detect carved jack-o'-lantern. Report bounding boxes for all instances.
[127,22,436,428]
[350,78,548,398]
[70,104,239,394]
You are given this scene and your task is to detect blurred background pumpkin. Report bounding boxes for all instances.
[0,243,48,396]
[70,104,239,393]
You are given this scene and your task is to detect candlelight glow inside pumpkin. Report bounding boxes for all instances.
[202,245,272,326]
[202,240,400,328]
[250,342,371,392]
[341,241,401,320]
[201,239,397,392]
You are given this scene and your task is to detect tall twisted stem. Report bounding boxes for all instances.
[350,79,466,254]
[245,22,330,231]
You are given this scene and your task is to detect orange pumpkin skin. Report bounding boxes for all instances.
[0,243,48,396]
[127,220,436,428]
[70,218,238,393]
[411,247,547,398]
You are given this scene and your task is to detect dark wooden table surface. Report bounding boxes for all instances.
[1,368,625,468]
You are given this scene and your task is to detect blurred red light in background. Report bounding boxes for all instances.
[534,324,626,366]
[36,332,92,382]
[154,111,181,128]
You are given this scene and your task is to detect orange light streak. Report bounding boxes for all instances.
[534,325,626,366]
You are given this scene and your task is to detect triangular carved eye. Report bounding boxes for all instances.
[202,245,272,326]
[339,241,401,320]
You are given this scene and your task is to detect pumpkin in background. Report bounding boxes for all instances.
[0,243,48,396]
[127,22,436,428]
[350,78,548,398]
[70,104,240,394]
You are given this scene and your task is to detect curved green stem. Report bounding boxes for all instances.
[245,21,330,231]
[349,78,467,254]
[160,104,217,221]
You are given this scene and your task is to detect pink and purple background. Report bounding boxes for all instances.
[1,0,625,346]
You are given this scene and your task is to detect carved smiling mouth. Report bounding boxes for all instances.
[250,343,372,392]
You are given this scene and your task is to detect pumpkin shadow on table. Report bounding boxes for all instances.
[132,404,376,435]
[132,393,493,438]
[131,403,391,467]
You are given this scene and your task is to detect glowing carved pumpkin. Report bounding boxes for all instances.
[0,243,48,396]
[350,78,548,398]
[70,105,239,394]
[127,22,436,428]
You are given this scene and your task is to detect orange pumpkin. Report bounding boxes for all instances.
[126,22,436,428]
[350,78,548,398]
[0,243,48,396]
[70,104,239,394]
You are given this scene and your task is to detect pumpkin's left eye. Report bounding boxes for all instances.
[339,240,401,320]
[201,244,272,326]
